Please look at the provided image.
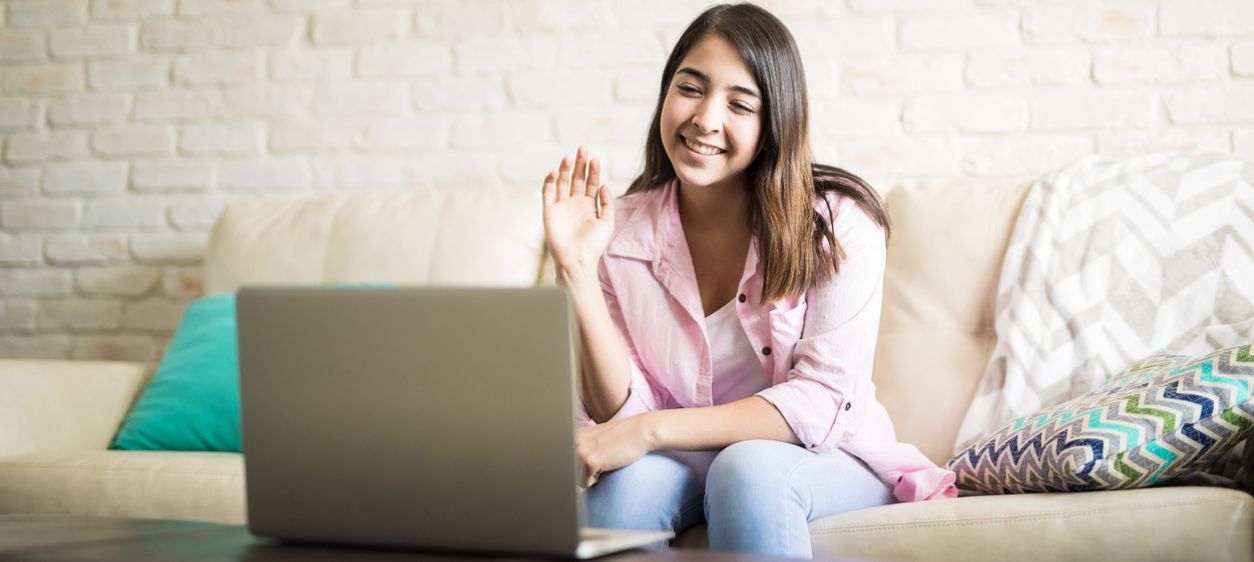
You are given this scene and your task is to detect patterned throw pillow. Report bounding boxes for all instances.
[955,150,1254,453]
[948,344,1253,494]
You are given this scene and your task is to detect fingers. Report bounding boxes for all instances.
[581,461,600,488]
[598,184,613,219]
[586,158,600,199]
[549,148,602,206]
[576,429,598,488]
[556,156,572,202]
[542,170,557,206]
[571,146,588,199]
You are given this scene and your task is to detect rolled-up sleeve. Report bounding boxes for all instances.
[575,261,663,426]
[756,201,886,451]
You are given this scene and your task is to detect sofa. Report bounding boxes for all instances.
[1,180,1249,562]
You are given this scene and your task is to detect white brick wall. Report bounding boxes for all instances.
[49,25,134,59]
[132,159,214,191]
[5,63,87,94]
[6,130,90,161]
[179,122,263,155]
[75,265,160,296]
[43,160,127,193]
[45,233,128,264]
[134,90,214,121]
[1,0,1252,360]
[88,55,169,90]
[48,94,130,126]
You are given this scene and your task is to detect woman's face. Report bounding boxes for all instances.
[659,34,763,192]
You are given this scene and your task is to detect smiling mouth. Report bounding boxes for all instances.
[682,136,726,156]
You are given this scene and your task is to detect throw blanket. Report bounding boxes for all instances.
[955,149,1254,453]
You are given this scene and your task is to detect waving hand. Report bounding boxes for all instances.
[542,146,615,283]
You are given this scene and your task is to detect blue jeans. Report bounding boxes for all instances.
[582,440,895,559]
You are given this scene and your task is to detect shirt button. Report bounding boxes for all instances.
[844,401,852,411]
[761,346,771,356]
[737,293,746,303]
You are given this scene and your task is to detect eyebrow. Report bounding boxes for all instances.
[675,67,760,99]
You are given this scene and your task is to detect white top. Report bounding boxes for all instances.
[705,298,771,405]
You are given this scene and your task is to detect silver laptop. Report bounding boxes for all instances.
[236,286,672,558]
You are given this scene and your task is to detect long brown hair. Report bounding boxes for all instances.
[627,3,890,302]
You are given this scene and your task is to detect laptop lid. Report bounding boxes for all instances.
[237,286,583,556]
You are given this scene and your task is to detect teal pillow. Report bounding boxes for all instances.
[112,291,240,451]
[948,344,1254,493]
[111,283,393,452]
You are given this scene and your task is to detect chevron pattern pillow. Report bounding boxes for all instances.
[955,150,1254,452]
[948,344,1254,494]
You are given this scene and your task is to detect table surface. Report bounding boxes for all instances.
[0,515,860,562]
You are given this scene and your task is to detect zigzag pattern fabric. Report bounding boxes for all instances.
[948,344,1254,494]
[955,149,1254,453]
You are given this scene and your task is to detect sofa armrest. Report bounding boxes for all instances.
[0,359,153,456]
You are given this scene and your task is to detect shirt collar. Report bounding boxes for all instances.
[606,178,772,306]
[605,178,679,263]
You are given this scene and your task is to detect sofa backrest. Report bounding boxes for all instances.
[204,188,546,294]
[203,181,1031,465]
[873,180,1031,465]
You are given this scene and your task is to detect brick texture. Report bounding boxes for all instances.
[0,0,1249,358]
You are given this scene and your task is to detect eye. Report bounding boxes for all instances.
[676,83,701,96]
[731,102,755,115]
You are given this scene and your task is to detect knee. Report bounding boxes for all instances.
[583,454,691,530]
[585,456,655,510]
[706,440,792,495]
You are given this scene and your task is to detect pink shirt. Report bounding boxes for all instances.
[576,179,957,502]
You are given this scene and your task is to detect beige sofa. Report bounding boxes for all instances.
[1,181,1249,562]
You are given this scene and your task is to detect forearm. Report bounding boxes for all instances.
[642,396,801,451]
[562,268,632,423]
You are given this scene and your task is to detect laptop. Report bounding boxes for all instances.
[235,286,672,558]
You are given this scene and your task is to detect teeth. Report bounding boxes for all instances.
[683,137,724,156]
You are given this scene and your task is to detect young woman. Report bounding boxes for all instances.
[541,4,956,557]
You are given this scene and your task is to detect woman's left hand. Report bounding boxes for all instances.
[576,415,655,488]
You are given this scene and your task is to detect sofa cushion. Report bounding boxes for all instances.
[872,179,1032,465]
[673,486,1253,562]
[0,359,151,457]
[0,450,244,524]
[948,344,1253,493]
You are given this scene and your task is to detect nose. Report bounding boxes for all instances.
[691,99,723,135]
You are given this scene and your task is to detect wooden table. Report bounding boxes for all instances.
[0,515,860,562]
